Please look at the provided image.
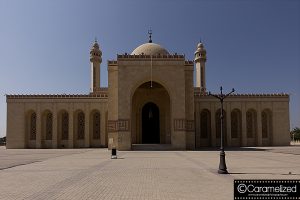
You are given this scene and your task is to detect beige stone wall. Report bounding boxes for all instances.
[194,94,290,147]
[107,56,194,150]
[107,64,119,149]
[6,96,108,149]
[272,101,290,145]
[185,65,195,150]
[6,93,290,149]
[6,103,26,148]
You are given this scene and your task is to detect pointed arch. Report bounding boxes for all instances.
[57,110,69,148]
[231,109,242,146]
[74,110,85,148]
[246,109,257,146]
[197,109,211,147]
[41,110,53,148]
[61,111,69,140]
[89,109,101,147]
[200,109,211,139]
[30,112,37,140]
[215,109,227,146]
[46,112,53,140]
[25,110,36,148]
[77,111,85,140]
[93,111,101,140]
[262,109,273,146]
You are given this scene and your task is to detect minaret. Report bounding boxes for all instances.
[90,39,102,93]
[194,42,207,92]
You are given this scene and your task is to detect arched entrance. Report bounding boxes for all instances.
[131,81,171,145]
[142,102,160,144]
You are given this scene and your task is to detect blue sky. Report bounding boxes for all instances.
[0,0,299,137]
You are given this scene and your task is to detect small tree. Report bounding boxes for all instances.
[291,127,300,140]
[0,136,6,145]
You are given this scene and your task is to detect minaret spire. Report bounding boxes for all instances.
[90,39,102,93]
[194,41,207,93]
[148,29,152,43]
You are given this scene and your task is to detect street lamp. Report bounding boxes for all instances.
[209,86,235,174]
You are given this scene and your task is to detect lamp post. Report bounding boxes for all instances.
[209,86,235,174]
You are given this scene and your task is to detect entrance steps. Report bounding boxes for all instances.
[132,144,173,151]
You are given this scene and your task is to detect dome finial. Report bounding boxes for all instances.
[148,29,152,43]
[94,37,97,43]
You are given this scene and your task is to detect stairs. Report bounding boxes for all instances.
[131,144,173,151]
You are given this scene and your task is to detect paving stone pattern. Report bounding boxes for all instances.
[0,146,299,200]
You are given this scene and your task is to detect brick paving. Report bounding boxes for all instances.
[0,146,299,200]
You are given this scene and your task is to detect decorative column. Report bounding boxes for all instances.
[36,104,42,148]
[52,105,57,148]
[68,106,74,148]
[241,103,247,146]
[84,105,90,148]
[257,103,262,146]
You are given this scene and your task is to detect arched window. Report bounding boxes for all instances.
[62,112,69,140]
[262,109,272,138]
[231,109,241,138]
[200,109,211,138]
[93,112,101,139]
[78,112,85,140]
[216,109,226,138]
[30,112,36,140]
[246,109,257,138]
[46,112,53,140]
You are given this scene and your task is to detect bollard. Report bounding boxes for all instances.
[111,148,117,159]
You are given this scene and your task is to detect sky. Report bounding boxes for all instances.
[0,0,299,137]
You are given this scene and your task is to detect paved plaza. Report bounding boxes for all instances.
[0,146,299,200]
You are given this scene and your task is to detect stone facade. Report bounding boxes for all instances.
[5,39,290,150]
[194,92,290,148]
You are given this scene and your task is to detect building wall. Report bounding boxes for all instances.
[6,93,290,149]
[6,102,26,148]
[107,55,195,150]
[194,94,290,148]
[6,96,108,149]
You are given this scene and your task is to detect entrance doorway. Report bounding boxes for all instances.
[142,102,160,144]
[131,81,170,144]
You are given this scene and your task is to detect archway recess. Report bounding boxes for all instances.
[131,81,170,144]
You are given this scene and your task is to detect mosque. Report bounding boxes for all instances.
[6,34,290,150]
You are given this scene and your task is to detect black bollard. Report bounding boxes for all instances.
[111,148,117,159]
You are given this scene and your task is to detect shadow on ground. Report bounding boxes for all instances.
[195,147,268,151]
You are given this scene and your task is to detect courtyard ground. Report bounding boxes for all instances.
[0,146,299,200]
